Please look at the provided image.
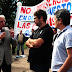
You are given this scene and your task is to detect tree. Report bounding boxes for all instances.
[0,0,43,28]
[0,0,17,28]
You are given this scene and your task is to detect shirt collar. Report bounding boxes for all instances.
[39,24,49,30]
[61,25,71,32]
[57,25,71,34]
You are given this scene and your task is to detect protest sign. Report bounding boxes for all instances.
[14,0,72,37]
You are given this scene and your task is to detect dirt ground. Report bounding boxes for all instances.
[12,48,52,72]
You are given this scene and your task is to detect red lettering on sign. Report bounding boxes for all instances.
[52,17,55,26]
[22,23,25,28]
[45,7,46,9]
[26,8,31,14]
[49,17,52,26]
[46,0,52,6]
[46,20,49,24]
[46,17,55,26]
[46,3,48,6]
[46,0,50,3]
[63,0,69,2]
[17,22,21,28]
[46,0,69,6]
[32,23,38,30]
[53,0,57,5]
[49,3,52,6]
[52,17,54,23]
[20,7,26,13]
[71,16,72,19]
[26,23,31,29]
[53,23,55,25]
[57,0,61,4]
[62,0,69,3]
[17,22,31,29]
[37,4,42,10]
[20,7,31,14]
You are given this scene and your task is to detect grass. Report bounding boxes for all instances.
[24,42,28,49]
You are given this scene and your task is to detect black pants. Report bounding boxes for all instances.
[0,57,11,72]
[30,63,49,72]
[12,45,16,54]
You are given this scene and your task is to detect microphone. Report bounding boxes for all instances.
[0,27,8,44]
[2,27,9,31]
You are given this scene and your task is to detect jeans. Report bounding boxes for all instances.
[17,43,24,55]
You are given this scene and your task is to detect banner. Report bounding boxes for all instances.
[14,0,72,37]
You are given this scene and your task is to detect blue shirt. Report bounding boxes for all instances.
[51,25,72,72]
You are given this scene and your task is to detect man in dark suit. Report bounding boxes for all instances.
[0,15,17,72]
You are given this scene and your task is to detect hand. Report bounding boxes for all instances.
[10,27,14,31]
[9,27,14,37]
[29,44,33,48]
[9,30,14,37]
[0,32,6,39]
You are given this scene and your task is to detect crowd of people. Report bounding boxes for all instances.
[0,8,72,72]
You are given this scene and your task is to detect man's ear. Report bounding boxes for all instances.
[59,18,62,24]
[40,16,43,21]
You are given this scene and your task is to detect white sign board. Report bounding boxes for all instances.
[14,0,72,37]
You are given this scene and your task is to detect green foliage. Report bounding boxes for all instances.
[0,0,43,28]
[0,0,17,28]
[24,42,28,49]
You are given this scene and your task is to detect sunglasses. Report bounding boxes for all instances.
[0,20,6,23]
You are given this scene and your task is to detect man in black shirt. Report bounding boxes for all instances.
[25,9,53,72]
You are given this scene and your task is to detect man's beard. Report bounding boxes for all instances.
[36,21,42,27]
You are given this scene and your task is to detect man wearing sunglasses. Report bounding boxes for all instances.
[25,9,53,72]
[0,15,17,72]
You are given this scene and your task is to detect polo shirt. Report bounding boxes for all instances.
[51,25,72,72]
[28,24,53,65]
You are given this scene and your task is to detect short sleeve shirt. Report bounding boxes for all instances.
[51,25,72,72]
[28,24,53,65]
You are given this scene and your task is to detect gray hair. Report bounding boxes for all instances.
[0,15,5,19]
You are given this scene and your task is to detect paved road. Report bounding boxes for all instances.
[12,48,52,72]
